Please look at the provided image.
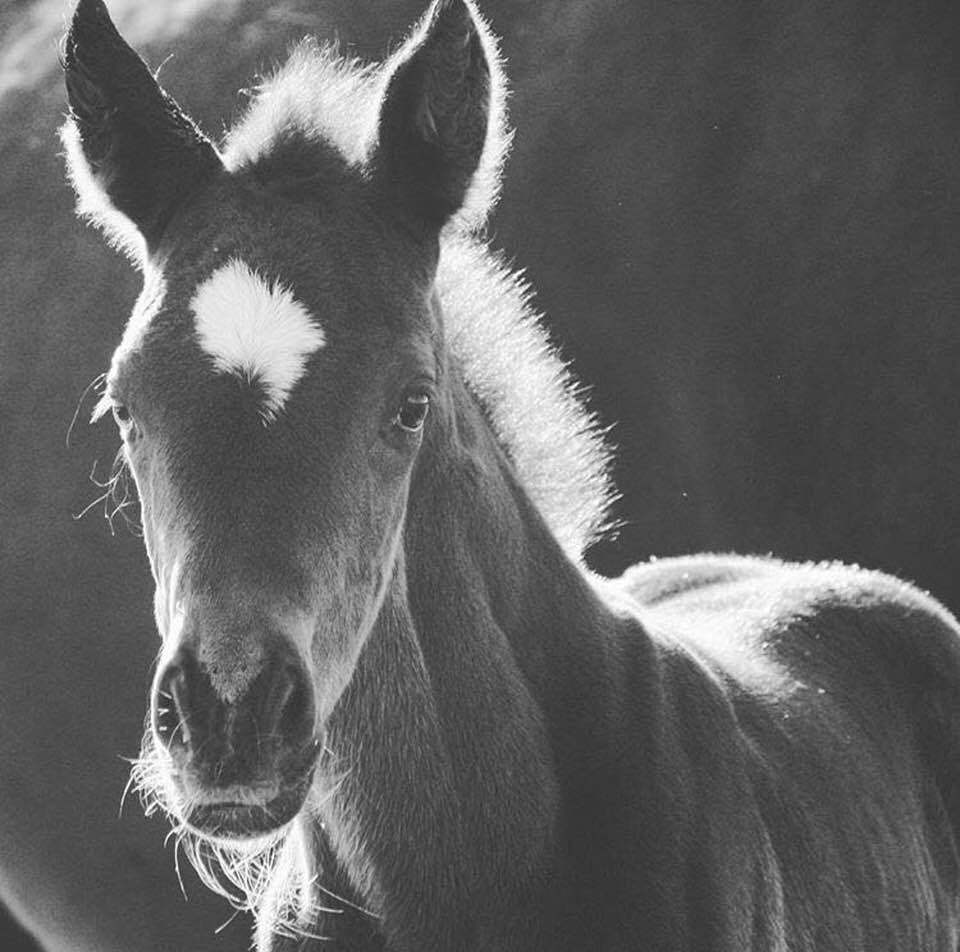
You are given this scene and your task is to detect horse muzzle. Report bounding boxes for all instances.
[151,636,320,840]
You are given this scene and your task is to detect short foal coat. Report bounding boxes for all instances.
[61,0,960,949]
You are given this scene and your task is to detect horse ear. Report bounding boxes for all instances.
[61,0,222,264]
[373,0,500,233]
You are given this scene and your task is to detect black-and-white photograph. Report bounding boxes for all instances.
[2,0,960,949]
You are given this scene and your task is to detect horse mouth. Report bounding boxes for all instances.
[182,772,314,841]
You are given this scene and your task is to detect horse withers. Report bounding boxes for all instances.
[61,0,960,948]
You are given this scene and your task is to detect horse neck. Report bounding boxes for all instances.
[319,368,629,945]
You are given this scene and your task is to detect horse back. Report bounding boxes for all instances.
[610,554,960,950]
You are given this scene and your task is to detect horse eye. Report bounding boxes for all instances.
[112,403,132,427]
[396,393,430,433]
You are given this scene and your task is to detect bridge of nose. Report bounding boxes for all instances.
[176,599,274,703]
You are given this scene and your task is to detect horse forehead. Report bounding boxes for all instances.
[189,258,327,422]
[110,183,432,416]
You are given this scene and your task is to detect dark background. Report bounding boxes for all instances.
[3,0,960,948]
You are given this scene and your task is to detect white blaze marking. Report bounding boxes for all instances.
[191,259,325,421]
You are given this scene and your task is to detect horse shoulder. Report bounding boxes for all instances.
[613,554,960,826]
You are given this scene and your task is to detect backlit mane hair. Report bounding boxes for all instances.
[222,6,616,563]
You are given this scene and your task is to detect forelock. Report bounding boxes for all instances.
[220,0,510,233]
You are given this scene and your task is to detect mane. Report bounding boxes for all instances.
[222,5,616,564]
[436,238,616,561]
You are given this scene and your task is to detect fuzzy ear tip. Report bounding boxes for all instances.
[62,0,147,123]
[70,0,111,27]
[65,0,119,60]
[431,0,479,33]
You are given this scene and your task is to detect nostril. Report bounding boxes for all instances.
[276,669,312,739]
[260,658,314,749]
[154,664,191,751]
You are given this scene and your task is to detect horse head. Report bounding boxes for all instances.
[62,0,499,844]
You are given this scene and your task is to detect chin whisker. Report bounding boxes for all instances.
[129,726,339,941]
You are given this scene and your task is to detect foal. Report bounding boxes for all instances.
[62,0,960,949]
